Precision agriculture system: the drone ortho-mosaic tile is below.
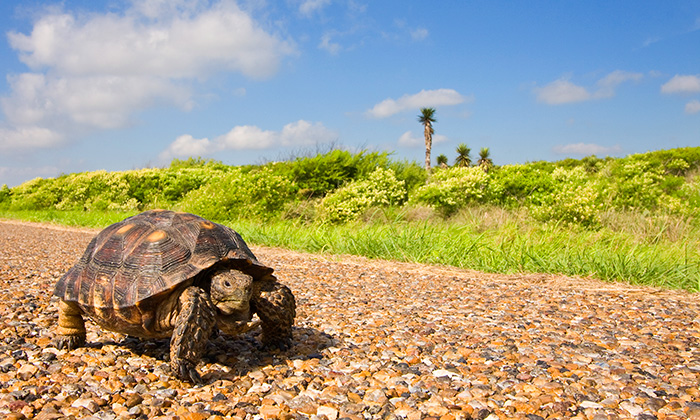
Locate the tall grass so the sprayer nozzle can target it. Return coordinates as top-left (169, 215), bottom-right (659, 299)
top-left (233, 210), bottom-right (699, 292)
top-left (0, 209), bottom-right (140, 228)
top-left (2, 207), bottom-right (698, 292)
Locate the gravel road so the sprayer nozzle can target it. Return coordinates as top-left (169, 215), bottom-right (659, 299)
top-left (0, 219), bottom-right (699, 420)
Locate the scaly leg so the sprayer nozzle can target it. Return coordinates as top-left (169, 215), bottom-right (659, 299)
top-left (170, 286), bottom-right (216, 383)
top-left (252, 276), bottom-right (296, 350)
top-left (54, 300), bottom-right (86, 350)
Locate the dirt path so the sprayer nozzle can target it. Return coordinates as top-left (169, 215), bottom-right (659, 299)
top-left (0, 219), bottom-right (698, 419)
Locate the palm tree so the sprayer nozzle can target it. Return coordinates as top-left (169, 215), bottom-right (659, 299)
top-left (417, 107), bottom-right (436, 172)
top-left (436, 154), bottom-right (449, 168)
top-left (477, 147), bottom-right (493, 172)
top-left (454, 143), bottom-right (471, 167)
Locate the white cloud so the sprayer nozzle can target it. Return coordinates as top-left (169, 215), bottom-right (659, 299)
top-left (661, 75), bottom-right (700, 94)
top-left (7, 3), bottom-right (294, 79)
top-left (535, 79), bottom-right (591, 105)
top-left (685, 100), bottom-right (700, 114)
top-left (0, 126), bottom-right (64, 151)
top-left (2, 73), bottom-right (191, 130)
top-left (411, 27), bottom-right (429, 41)
top-left (596, 70), bottom-right (643, 97)
top-left (398, 131), bottom-right (421, 147)
top-left (164, 134), bottom-right (214, 158)
top-left (159, 120), bottom-right (337, 161)
top-left (319, 32), bottom-right (342, 54)
top-left (0, 1), bottom-right (295, 153)
top-left (366, 89), bottom-right (468, 118)
top-left (299, 0), bottom-right (331, 16)
top-left (535, 70), bottom-right (643, 105)
top-left (552, 143), bottom-right (622, 156)
top-left (397, 131), bottom-right (447, 147)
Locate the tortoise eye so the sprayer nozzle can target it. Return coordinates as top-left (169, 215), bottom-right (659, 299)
top-left (224, 281), bottom-right (232, 287)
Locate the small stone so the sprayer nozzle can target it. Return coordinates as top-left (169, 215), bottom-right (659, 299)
top-left (260, 405), bottom-right (282, 419)
top-left (71, 397), bottom-right (99, 413)
top-left (181, 413), bottom-right (208, 420)
top-left (247, 383), bottom-right (272, 394)
top-left (16, 364), bottom-right (38, 379)
top-left (128, 405), bottom-right (142, 416)
top-left (124, 393), bottom-right (144, 408)
top-left (317, 405), bottom-right (339, 420)
top-left (620, 401), bottom-right (644, 417)
top-left (363, 389), bottom-right (388, 405)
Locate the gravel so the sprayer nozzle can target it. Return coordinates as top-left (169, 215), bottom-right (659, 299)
top-left (0, 219), bottom-right (699, 420)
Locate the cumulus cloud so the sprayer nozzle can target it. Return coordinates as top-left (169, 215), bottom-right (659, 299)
top-left (552, 143), bottom-right (622, 156)
top-left (159, 120), bottom-right (337, 161)
top-left (685, 100), bottom-right (700, 114)
top-left (535, 79), bottom-right (591, 105)
top-left (0, 126), bottom-right (65, 152)
top-left (535, 71), bottom-right (643, 105)
top-left (397, 131), bottom-right (447, 147)
top-left (366, 89), bottom-right (468, 118)
top-left (411, 28), bottom-right (429, 41)
top-left (7, 3), bottom-right (294, 79)
top-left (661, 75), bottom-right (700, 94)
top-left (0, 1), bottom-right (295, 153)
top-left (2, 73), bottom-right (190, 129)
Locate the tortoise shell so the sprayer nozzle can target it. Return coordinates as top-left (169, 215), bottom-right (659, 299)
top-left (54, 210), bottom-right (273, 312)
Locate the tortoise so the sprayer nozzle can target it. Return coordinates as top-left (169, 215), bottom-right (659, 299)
top-left (53, 209), bottom-right (295, 383)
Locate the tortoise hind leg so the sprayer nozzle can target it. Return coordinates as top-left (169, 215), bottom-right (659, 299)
top-left (252, 276), bottom-right (296, 350)
top-left (54, 300), bottom-right (86, 350)
top-left (170, 286), bottom-right (216, 383)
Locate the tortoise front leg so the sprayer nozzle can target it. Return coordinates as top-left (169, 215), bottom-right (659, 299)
top-left (54, 300), bottom-right (86, 350)
top-left (252, 276), bottom-right (296, 350)
top-left (170, 286), bottom-right (216, 383)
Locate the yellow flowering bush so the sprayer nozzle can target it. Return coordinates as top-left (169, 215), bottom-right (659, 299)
top-left (530, 167), bottom-right (603, 226)
top-left (320, 168), bottom-right (407, 223)
top-left (413, 166), bottom-right (489, 215)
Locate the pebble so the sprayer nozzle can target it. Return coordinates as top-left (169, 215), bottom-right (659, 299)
top-left (1, 219), bottom-right (699, 419)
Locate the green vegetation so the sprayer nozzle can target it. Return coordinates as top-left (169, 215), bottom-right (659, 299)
top-left (2, 147), bottom-right (699, 291)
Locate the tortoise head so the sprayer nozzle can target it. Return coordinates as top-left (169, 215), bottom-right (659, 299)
top-left (209, 269), bottom-right (254, 320)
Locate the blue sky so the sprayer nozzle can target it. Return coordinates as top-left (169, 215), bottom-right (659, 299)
top-left (1, 1), bottom-right (699, 187)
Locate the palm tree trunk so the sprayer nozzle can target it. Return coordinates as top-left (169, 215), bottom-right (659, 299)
top-left (424, 122), bottom-right (432, 172)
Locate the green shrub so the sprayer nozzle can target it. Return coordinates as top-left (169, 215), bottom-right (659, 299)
top-left (608, 159), bottom-right (665, 210)
top-left (275, 149), bottom-right (424, 197)
top-left (486, 164), bottom-right (556, 207)
top-left (412, 166), bottom-right (489, 215)
top-left (320, 168), bottom-right (407, 223)
top-left (530, 167), bottom-right (603, 226)
top-left (178, 167), bottom-right (297, 221)
top-left (0, 184), bottom-right (11, 206)
top-left (8, 177), bottom-right (62, 210)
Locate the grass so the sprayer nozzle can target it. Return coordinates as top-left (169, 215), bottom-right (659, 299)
top-left (2, 207), bottom-right (698, 292)
top-left (0, 209), bottom-right (140, 228)
top-left (234, 217), bottom-right (699, 292)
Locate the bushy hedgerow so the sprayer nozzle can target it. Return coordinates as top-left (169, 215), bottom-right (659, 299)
top-left (319, 168), bottom-right (407, 223)
top-left (4, 146), bottom-right (700, 227)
